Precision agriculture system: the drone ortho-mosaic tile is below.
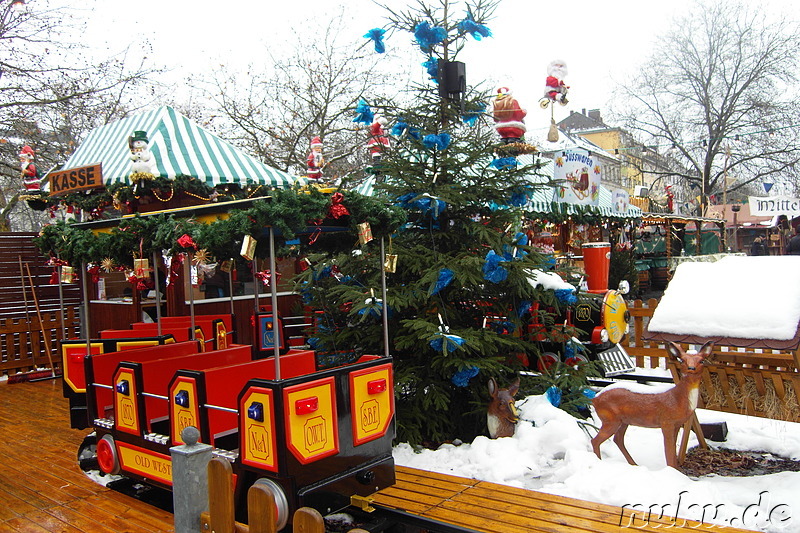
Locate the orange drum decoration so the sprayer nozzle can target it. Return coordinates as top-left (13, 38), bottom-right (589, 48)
top-left (582, 242), bottom-right (611, 292)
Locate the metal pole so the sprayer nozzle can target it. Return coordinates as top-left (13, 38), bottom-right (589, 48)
top-left (57, 265), bottom-right (66, 342)
top-left (188, 253), bottom-right (196, 339)
top-left (18, 255), bottom-right (32, 334)
top-left (380, 237), bottom-right (390, 358)
top-left (81, 262), bottom-right (91, 356)
top-left (228, 261), bottom-right (235, 316)
top-left (152, 251), bottom-right (162, 336)
top-left (269, 227), bottom-right (281, 379)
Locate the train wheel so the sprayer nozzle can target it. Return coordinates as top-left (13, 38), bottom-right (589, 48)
top-left (253, 478), bottom-right (289, 530)
top-left (536, 352), bottom-right (559, 372)
top-left (564, 353), bottom-right (589, 367)
top-left (77, 432), bottom-right (98, 472)
top-left (96, 434), bottom-right (120, 475)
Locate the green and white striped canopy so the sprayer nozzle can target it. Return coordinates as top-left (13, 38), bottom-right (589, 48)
top-left (61, 106), bottom-right (303, 188)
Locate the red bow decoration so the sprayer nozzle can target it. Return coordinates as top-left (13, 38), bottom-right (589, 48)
top-left (328, 192), bottom-right (350, 219)
top-left (49, 271), bottom-right (59, 285)
top-left (255, 270), bottom-right (281, 287)
top-left (168, 255), bottom-right (184, 287)
top-left (87, 264), bottom-right (101, 283)
top-left (177, 234), bottom-right (197, 249)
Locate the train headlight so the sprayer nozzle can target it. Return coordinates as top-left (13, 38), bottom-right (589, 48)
top-left (600, 328), bottom-right (609, 344)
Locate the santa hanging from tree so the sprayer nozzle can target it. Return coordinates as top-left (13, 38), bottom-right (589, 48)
top-left (541, 59), bottom-right (569, 107)
top-left (492, 87), bottom-right (527, 144)
top-left (366, 116), bottom-right (390, 162)
top-left (20, 145), bottom-right (40, 192)
top-left (306, 136), bottom-right (325, 180)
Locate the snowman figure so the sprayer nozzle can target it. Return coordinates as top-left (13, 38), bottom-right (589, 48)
top-left (129, 130), bottom-right (155, 177)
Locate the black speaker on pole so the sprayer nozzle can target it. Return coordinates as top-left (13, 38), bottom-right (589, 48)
top-left (437, 60), bottom-right (466, 100)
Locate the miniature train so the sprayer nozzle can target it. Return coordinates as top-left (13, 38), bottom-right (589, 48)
top-left (62, 313), bottom-right (395, 530)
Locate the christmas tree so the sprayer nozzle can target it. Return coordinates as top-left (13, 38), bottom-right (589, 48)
top-left (296, 0), bottom-right (594, 445)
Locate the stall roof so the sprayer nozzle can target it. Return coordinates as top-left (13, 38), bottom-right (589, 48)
top-left (58, 106), bottom-right (304, 189)
top-left (706, 203), bottom-right (774, 229)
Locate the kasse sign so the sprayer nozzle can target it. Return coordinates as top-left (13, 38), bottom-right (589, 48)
top-left (48, 163), bottom-right (103, 197)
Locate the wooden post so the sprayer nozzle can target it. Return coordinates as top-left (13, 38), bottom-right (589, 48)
top-left (292, 508), bottom-right (325, 533)
top-left (207, 458), bottom-right (236, 533)
top-left (247, 483), bottom-right (276, 533)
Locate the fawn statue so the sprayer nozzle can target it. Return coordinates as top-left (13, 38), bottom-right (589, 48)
top-left (591, 341), bottom-right (714, 468)
top-left (487, 377), bottom-right (520, 438)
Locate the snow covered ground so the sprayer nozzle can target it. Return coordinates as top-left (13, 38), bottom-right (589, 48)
top-left (394, 392), bottom-right (800, 532)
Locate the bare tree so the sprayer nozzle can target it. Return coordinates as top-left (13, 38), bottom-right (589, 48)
top-left (197, 9), bottom-right (392, 183)
top-left (0, 1), bottom-right (160, 230)
top-left (610, 0), bottom-right (800, 214)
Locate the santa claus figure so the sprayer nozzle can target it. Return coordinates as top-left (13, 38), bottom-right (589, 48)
top-left (492, 87), bottom-right (527, 144)
top-left (542, 59), bottom-right (569, 107)
top-left (366, 116), bottom-right (390, 163)
top-left (307, 137), bottom-right (324, 179)
top-left (20, 145), bottom-right (40, 192)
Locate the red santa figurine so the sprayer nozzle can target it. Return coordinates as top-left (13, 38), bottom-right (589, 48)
top-left (366, 116), bottom-right (390, 163)
top-left (541, 59), bottom-right (569, 108)
top-left (306, 137), bottom-right (324, 180)
top-left (20, 145), bottom-right (40, 192)
top-left (492, 87), bottom-right (527, 144)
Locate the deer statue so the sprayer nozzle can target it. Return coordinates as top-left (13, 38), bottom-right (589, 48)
top-left (591, 341), bottom-right (714, 469)
top-left (487, 377), bottom-right (520, 438)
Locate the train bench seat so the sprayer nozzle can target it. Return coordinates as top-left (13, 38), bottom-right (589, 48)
top-left (88, 341), bottom-right (201, 421)
top-left (170, 349), bottom-right (318, 447)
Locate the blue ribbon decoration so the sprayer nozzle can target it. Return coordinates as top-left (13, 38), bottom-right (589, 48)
top-left (414, 22), bottom-right (447, 53)
top-left (490, 157), bottom-right (517, 170)
top-left (509, 188), bottom-right (531, 207)
top-left (364, 28), bottom-right (386, 53)
top-left (457, 16), bottom-right (492, 40)
top-left (462, 102), bottom-right (486, 126)
top-left (482, 250), bottom-right (508, 283)
top-left (518, 300), bottom-right (532, 317)
top-left (357, 299), bottom-right (384, 319)
top-left (352, 99), bottom-right (374, 125)
top-left (422, 56), bottom-right (439, 82)
top-left (451, 365), bottom-right (479, 387)
top-left (513, 232), bottom-right (529, 246)
top-left (555, 288), bottom-right (578, 305)
top-left (429, 332), bottom-right (466, 354)
top-left (545, 385), bottom-right (562, 407)
top-left (391, 120), bottom-right (421, 140)
top-left (431, 268), bottom-right (454, 295)
top-left (422, 132), bottom-right (451, 150)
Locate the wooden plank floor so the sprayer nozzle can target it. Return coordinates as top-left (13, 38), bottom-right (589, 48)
top-left (0, 379), bottom-right (174, 533)
top-left (0, 379), bottom-right (756, 533)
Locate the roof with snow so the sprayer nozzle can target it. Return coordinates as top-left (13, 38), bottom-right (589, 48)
top-left (57, 106), bottom-right (303, 189)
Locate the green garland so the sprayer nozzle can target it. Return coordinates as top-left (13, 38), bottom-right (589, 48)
top-left (33, 188), bottom-right (407, 268)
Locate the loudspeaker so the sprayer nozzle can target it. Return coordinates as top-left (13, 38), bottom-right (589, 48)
top-left (438, 60), bottom-right (466, 100)
top-left (634, 185), bottom-right (650, 197)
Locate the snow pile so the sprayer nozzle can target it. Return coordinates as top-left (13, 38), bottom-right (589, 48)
top-left (394, 393), bottom-right (800, 532)
top-left (648, 256), bottom-right (800, 340)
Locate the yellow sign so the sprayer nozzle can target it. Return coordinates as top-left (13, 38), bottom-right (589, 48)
top-left (170, 377), bottom-right (200, 445)
top-left (240, 388), bottom-right (278, 472)
top-left (602, 291), bottom-right (628, 344)
top-left (215, 321), bottom-right (228, 350)
top-left (284, 378), bottom-right (338, 464)
top-left (349, 364), bottom-right (394, 445)
top-left (114, 368), bottom-right (140, 435)
top-left (62, 342), bottom-right (103, 393)
top-left (117, 442), bottom-right (172, 485)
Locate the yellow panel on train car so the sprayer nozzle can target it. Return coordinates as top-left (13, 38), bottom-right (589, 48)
top-left (215, 321), bottom-right (228, 350)
top-left (602, 291), bottom-right (628, 344)
top-left (349, 363), bottom-right (394, 445)
top-left (117, 340), bottom-right (160, 351)
top-left (62, 342), bottom-right (103, 393)
top-left (170, 377), bottom-right (200, 445)
top-left (240, 387), bottom-right (279, 472)
top-left (114, 368), bottom-right (140, 435)
top-left (284, 377), bottom-right (339, 464)
top-left (117, 442), bottom-right (172, 485)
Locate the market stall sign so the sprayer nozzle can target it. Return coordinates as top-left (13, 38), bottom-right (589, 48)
top-left (48, 163), bottom-right (103, 197)
top-left (749, 195), bottom-right (800, 217)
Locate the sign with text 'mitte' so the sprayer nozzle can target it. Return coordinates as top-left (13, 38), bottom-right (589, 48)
top-left (48, 163), bottom-right (103, 197)
top-left (749, 196), bottom-right (800, 217)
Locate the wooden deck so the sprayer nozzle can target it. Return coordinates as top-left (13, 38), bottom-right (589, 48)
top-left (0, 379), bottom-right (755, 533)
top-left (0, 379), bottom-right (174, 533)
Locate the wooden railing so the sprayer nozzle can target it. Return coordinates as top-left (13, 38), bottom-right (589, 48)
top-left (622, 298), bottom-right (800, 423)
top-left (202, 458), bottom-right (368, 533)
top-left (0, 306), bottom-right (80, 377)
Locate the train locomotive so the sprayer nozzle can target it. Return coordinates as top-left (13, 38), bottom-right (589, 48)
top-left (63, 311), bottom-right (396, 531)
top-left (524, 242), bottom-right (632, 373)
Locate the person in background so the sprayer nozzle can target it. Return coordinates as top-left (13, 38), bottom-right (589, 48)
top-left (750, 236), bottom-right (767, 256)
top-left (786, 225), bottom-right (800, 255)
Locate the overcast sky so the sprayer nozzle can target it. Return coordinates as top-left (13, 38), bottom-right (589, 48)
top-left (77, 0), bottom-right (796, 135)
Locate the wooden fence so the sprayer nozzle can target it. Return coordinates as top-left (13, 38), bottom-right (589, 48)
top-left (0, 306), bottom-right (80, 377)
top-left (202, 458), bottom-right (368, 533)
top-left (622, 299), bottom-right (800, 423)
